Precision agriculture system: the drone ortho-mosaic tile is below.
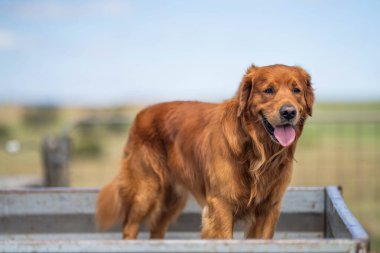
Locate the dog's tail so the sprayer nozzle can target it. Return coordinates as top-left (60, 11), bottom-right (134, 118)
top-left (96, 177), bottom-right (124, 231)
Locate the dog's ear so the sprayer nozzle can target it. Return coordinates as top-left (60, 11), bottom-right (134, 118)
top-left (237, 65), bottom-right (256, 117)
top-left (295, 66), bottom-right (314, 116)
top-left (304, 78), bottom-right (314, 116)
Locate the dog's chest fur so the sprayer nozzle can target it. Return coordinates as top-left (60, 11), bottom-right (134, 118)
top-left (224, 146), bottom-right (293, 219)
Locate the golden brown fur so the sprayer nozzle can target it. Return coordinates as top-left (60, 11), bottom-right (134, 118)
top-left (96, 64), bottom-right (314, 239)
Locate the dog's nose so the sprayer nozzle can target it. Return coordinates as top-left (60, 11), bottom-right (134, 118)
top-left (280, 105), bottom-right (297, 121)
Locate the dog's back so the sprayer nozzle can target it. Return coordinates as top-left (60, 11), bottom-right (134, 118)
top-left (96, 101), bottom-right (222, 238)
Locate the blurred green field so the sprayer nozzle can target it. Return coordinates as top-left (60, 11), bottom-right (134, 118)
top-left (0, 102), bottom-right (379, 249)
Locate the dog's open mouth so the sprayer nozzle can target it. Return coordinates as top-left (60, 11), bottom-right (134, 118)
top-left (260, 113), bottom-right (296, 147)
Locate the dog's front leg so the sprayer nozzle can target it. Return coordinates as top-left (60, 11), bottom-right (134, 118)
top-left (201, 197), bottom-right (233, 239)
top-left (246, 163), bottom-right (292, 239)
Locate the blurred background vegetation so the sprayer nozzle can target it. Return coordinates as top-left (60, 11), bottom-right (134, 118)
top-left (0, 103), bottom-right (379, 248)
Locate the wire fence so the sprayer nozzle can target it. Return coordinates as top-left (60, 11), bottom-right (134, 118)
top-left (293, 115), bottom-right (380, 192)
top-left (291, 115), bottom-right (380, 249)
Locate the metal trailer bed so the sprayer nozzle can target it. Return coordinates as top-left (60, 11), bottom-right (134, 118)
top-left (0, 186), bottom-right (369, 253)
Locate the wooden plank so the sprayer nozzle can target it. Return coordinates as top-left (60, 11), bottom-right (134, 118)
top-left (325, 186), bottom-right (369, 252)
top-left (0, 213), bottom-right (324, 233)
top-left (0, 232), bottom-right (324, 241)
top-left (0, 239), bottom-right (357, 253)
top-left (0, 189), bottom-right (96, 216)
top-left (0, 187), bottom-right (370, 253)
top-left (283, 187), bottom-right (324, 213)
top-left (0, 187), bottom-right (324, 216)
top-left (0, 187), bottom-right (325, 234)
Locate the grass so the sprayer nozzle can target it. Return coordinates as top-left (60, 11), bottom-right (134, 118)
top-left (0, 102), bottom-right (379, 249)
top-left (292, 121), bottom-right (380, 249)
top-left (314, 101), bottom-right (380, 111)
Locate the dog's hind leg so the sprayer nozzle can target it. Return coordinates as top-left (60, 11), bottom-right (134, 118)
top-left (121, 176), bottom-right (160, 239)
top-left (148, 185), bottom-right (188, 239)
top-left (122, 210), bottom-right (142, 239)
top-left (119, 155), bottom-right (163, 239)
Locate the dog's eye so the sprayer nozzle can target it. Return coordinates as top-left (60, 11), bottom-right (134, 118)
top-left (292, 87), bottom-right (301, 94)
top-left (263, 87), bottom-right (275, 94)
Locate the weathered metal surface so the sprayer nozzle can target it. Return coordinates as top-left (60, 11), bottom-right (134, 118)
top-left (0, 187), bottom-right (324, 234)
top-left (0, 212), bottom-right (323, 234)
top-left (0, 187), bottom-right (324, 215)
top-left (0, 240), bottom-right (358, 253)
top-left (0, 186), bottom-right (369, 253)
top-left (0, 232), bottom-right (324, 240)
top-left (325, 186), bottom-right (369, 252)
top-left (0, 188), bottom-right (96, 216)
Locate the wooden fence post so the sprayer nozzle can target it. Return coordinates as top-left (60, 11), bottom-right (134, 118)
top-left (42, 135), bottom-right (70, 187)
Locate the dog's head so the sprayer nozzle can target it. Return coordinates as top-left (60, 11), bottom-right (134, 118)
top-left (237, 64), bottom-right (314, 147)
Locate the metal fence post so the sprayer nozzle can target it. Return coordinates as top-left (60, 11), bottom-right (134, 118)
top-left (42, 135), bottom-right (70, 187)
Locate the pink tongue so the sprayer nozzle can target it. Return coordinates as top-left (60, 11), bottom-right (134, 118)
top-left (274, 125), bottom-right (296, 147)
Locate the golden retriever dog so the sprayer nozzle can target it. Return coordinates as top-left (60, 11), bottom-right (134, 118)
top-left (96, 64), bottom-right (314, 239)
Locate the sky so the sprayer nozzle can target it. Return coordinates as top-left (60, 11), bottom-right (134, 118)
top-left (0, 0), bottom-right (379, 106)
